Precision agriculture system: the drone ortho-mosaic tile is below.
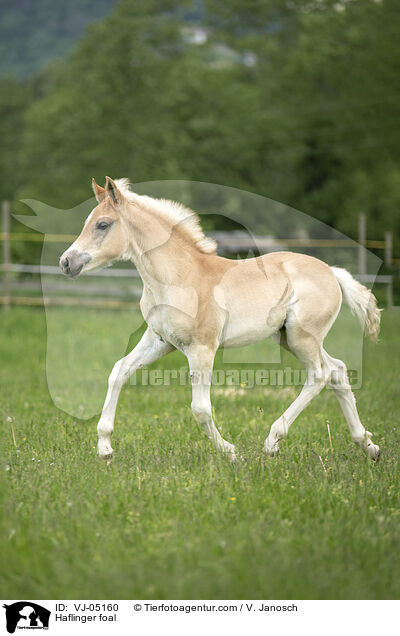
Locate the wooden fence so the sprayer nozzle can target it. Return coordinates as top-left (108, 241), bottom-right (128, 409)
top-left (1, 202), bottom-right (396, 310)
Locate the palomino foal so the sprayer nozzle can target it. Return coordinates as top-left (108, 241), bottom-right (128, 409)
top-left (60, 177), bottom-right (381, 462)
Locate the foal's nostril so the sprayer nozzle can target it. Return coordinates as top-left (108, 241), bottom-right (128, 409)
top-left (60, 250), bottom-right (91, 277)
top-left (60, 255), bottom-right (70, 274)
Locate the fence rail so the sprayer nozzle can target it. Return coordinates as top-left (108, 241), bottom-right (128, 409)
top-left (1, 202), bottom-right (397, 310)
top-left (0, 263), bottom-right (140, 277)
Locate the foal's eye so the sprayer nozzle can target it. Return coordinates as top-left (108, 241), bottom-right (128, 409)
top-left (96, 221), bottom-right (110, 231)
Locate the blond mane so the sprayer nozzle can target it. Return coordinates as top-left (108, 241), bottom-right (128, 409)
top-left (115, 178), bottom-right (217, 255)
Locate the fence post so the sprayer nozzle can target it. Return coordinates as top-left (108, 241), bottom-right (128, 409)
top-left (2, 200), bottom-right (11, 310)
top-left (385, 231), bottom-right (393, 310)
top-left (358, 213), bottom-right (366, 277)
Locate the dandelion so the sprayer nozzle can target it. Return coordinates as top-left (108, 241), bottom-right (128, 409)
top-left (7, 416), bottom-right (13, 423)
top-left (230, 497), bottom-right (236, 502)
top-left (4, 464), bottom-right (10, 471)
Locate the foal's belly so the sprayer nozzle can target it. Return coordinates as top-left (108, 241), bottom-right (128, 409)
top-left (214, 265), bottom-right (290, 348)
top-left (219, 310), bottom-right (285, 348)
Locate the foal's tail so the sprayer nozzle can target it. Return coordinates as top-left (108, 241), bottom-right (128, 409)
top-left (331, 266), bottom-right (382, 342)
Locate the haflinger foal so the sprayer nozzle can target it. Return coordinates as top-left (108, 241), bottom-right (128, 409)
top-left (60, 177), bottom-right (381, 462)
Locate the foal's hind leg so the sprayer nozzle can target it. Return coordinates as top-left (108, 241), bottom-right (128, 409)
top-left (186, 344), bottom-right (236, 460)
top-left (263, 365), bottom-right (328, 456)
top-left (322, 351), bottom-right (381, 460)
top-left (264, 330), bottom-right (329, 457)
top-left (97, 328), bottom-right (173, 459)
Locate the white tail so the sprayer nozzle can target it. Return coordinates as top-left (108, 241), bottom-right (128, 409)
top-left (331, 267), bottom-right (381, 341)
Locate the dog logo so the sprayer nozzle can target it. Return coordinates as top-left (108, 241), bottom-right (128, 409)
top-left (2, 602), bottom-right (50, 633)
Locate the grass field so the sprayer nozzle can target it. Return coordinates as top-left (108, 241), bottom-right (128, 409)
top-left (1, 306), bottom-right (399, 600)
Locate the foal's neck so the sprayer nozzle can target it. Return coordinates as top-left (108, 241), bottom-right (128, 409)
top-left (124, 204), bottom-right (202, 287)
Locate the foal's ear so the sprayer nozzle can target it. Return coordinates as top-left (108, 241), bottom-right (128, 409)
top-left (105, 176), bottom-right (124, 206)
top-left (91, 178), bottom-right (106, 203)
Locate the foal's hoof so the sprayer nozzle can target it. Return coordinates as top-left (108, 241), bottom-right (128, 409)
top-left (263, 443), bottom-right (280, 458)
top-left (364, 432), bottom-right (381, 462)
top-left (223, 443), bottom-right (238, 463)
top-left (230, 451), bottom-right (245, 464)
top-left (367, 443), bottom-right (381, 462)
top-left (98, 438), bottom-right (113, 460)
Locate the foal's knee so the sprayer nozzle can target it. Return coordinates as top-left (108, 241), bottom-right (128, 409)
top-left (109, 358), bottom-right (130, 388)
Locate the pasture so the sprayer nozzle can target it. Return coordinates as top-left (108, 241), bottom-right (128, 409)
top-left (1, 306), bottom-right (399, 600)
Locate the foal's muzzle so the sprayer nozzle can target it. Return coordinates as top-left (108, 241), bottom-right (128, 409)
top-left (59, 250), bottom-right (91, 278)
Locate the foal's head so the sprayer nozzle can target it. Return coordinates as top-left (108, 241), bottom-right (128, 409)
top-left (60, 177), bottom-right (131, 277)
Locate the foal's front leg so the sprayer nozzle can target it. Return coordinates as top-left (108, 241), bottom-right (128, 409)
top-left (187, 345), bottom-right (236, 460)
top-left (97, 328), bottom-right (173, 459)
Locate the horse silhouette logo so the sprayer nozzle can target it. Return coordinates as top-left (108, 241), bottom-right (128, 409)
top-left (15, 181), bottom-right (381, 423)
top-left (2, 602), bottom-right (50, 633)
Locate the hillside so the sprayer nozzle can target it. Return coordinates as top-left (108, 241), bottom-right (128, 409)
top-left (0, 0), bottom-right (118, 78)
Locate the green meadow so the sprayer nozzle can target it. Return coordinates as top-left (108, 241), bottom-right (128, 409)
top-left (1, 307), bottom-right (399, 599)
